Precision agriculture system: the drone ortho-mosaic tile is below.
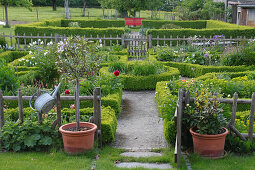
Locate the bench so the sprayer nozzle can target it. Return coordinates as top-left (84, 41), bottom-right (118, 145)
top-left (125, 18), bottom-right (145, 26)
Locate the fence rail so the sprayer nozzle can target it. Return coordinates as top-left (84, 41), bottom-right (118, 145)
top-left (0, 33), bottom-right (253, 51)
top-left (174, 89), bottom-right (255, 168)
top-left (0, 87), bottom-right (102, 148)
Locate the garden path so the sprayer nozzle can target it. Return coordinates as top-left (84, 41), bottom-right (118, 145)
top-left (114, 90), bottom-right (167, 150)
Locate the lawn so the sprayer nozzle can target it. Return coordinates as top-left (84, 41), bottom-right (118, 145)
top-left (0, 7), bottom-right (174, 23)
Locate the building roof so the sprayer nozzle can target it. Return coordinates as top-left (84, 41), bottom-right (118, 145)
top-left (229, 1), bottom-right (255, 6)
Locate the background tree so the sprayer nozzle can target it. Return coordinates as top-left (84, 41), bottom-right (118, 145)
top-left (2, 0), bottom-right (32, 27)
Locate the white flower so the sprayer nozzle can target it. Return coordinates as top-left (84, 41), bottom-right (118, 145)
top-left (40, 41), bottom-right (44, 45)
top-left (29, 51), bottom-right (32, 54)
top-left (44, 51), bottom-right (48, 56)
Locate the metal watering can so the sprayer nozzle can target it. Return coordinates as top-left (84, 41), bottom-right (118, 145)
top-left (29, 82), bottom-right (62, 114)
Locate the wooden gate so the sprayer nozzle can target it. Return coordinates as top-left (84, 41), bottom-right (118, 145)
top-left (125, 34), bottom-right (147, 57)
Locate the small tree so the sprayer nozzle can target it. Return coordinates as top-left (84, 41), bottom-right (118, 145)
top-left (54, 36), bottom-right (101, 130)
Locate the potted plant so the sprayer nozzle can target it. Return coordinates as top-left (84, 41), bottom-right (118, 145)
top-left (51, 36), bottom-right (101, 154)
top-left (185, 88), bottom-right (228, 158)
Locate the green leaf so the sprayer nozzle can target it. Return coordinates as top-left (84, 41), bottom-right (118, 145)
top-left (13, 144), bottom-right (21, 151)
top-left (39, 136), bottom-right (52, 146)
top-left (24, 135), bottom-right (37, 147)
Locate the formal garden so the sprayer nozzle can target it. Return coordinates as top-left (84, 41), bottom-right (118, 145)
top-left (0, 0), bottom-right (255, 169)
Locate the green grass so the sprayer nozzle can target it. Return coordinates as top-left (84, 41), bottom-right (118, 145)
top-left (0, 7), bottom-right (175, 23)
top-left (0, 149), bottom-right (98, 170)
top-left (187, 152), bottom-right (255, 170)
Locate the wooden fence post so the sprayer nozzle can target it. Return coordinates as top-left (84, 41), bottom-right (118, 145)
top-left (248, 93), bottom-right (255, 142)
top-left (56, 91), bottom-right (62, 127)
top-left (0, 90), bottom-right (4, 128)
top-left (230, 92), bottom-right (238, 127)
top-left (18, 89), bottom-right (24, 123)
top-left (94, 87), bottom-right (102, 148)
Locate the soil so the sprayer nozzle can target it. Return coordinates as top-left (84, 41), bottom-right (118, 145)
top-left (64, 126), bottom-right (91, 132)
top-left (114, 91), bottom-right (167, 151)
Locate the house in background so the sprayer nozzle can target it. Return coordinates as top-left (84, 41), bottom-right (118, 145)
top-left (229, 0), bottom-right (255, 27)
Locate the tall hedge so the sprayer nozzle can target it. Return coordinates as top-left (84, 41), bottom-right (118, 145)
top-left (142, 20), bottom-right (207, 29)
top-left (0, 51), bottom-right (28, 63)
top-left (61, 19), bottom-right (125, 28)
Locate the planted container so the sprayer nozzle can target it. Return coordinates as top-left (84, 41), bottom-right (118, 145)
top-left (59, 122), bottom-right (97, 154)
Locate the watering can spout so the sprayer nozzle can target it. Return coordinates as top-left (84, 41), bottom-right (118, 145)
top-left (51, 82), bottom-right (62, 98)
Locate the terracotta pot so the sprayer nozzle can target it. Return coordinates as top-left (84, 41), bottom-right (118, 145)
top-left (59, 122), bottom-right (97, 154)
top-left (190, 127), bottom-right (228, 158)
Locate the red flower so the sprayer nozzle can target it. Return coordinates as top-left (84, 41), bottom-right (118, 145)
top-left (182, 80), bottom-right (186, 83)
top-left (65, 90), bottom-right (70, 96)
top-left (114, 70), bottom-right (120, 76)
top-left (70, 104), bottom-right (75, 109)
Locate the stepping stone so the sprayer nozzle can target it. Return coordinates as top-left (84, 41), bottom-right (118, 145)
top-left (115, 162), bottom-right (172, 169)
top-left (121, 152), bottom-right (162, 158)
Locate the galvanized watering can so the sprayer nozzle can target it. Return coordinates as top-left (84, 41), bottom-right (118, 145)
top-left (29, 82), bottom-right (62, 114)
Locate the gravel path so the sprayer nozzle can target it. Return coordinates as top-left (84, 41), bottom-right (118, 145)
top-left (114, 91), bottom-right (168, 151)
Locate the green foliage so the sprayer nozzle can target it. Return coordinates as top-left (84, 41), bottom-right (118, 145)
top-left (61, 19), bottom-right (125, 28)
top-left (155, 46), bottom-right (177, 61)
top-left (143, 20), bottom-right (206, 29)
top-left (185, 89), bottom-right (227, 135)
top-left (80, 74), bottom-right (123, 97)
top-left (130, 61), bottom-right (164, 76)
top-left (160, 24), bottom-right (182, 29)
top-left (0, 37), bottom-right (7, 48)
top-left (0, 51), bottom-right (28, 63)
top-left (14, 22), bottom-right (125, 45)
top-left (221, 42), bottom-right (255, 66)
top-left (0, 60), bottom-right (19, 94)
top-left (163, 61), bottom-right (254, 77)
top-left (101, 65), bottom-right (180, 90)
top-left (0, 118), bottom-right (60, 152)
top-left (108, 61), bottom-right (127, 73)
top-left (155, 81), bottom-right (177, 145)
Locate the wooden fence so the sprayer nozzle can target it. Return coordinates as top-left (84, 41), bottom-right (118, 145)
top-left (1, 33), bottom-right (253, 52)
top-left (0, 87), bottom-right (102, 148)
top-left (174, 89), bottom-right (255, 168)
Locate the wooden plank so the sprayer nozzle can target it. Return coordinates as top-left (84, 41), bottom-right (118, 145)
top-left (18, 89), bottom-right (24, 123)
top-left (240, 133), bottom-right (255, 138)
top-left (56, 91), bottom-right (62, 128)
top-left (0, 90), bottom-right (4, 128)
top-left (110, 35), bottom-right (112, 50)
top-left (177, 89), bottom-right (184, 168)
top-left (3, 96), bottom-right (94, 101)
top-left (248, 93), bottom-right (255, 142)
top-left (94, 87), bottom-right (102, 148)
top-left (174, 136), bottom-right (178, 163)
top-left (230, 125), bottom-right (247, 141)
top-left (231, 92), bottom-right (238, 126)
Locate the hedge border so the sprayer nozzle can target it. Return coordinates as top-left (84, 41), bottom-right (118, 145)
top-left (99, 66), bottom-right (180, 90)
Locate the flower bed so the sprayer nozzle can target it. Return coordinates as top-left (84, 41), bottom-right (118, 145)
top-left (100, 64), bottom-right (180, 90)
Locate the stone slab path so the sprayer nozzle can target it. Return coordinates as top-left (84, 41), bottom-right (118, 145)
top-left (113, 91), bottom-right (171, 169)
top-left (114, 91), bottom-right (167, 150)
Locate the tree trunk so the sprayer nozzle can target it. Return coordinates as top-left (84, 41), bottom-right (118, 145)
top-left (65, 0), bottom-right (69, 19)
top-left (82, 0), bottom-right (86, 17)
top-left (4, 0), bottom-right (9, 27)
top-left (52, 0), bottom-right (57, 11)
top-left (75, 78), bottom-right (80, 130)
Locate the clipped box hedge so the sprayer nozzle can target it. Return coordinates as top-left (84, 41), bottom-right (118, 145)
top-left (61, 19), bottom-right (125, 28)
top-left (143, 20), bottom-right (207, 29)
top-left (4, 106), bottom-right (117, 144)
top-left (4, 89), bottom-right (122, 115)
top-left (146, 20), bottom-right (255, 46)
top-left (99, 66), bottom-right (180, 90)
top-left (155, 81), bottom-right (177, 145)
top-left (162, 61), bottom-right (254, 78)
top-left (0, 51), bottom-right (28, 63)
top-left (15, 25), bottom-right (124, 45)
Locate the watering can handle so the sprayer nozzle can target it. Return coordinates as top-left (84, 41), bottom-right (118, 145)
top-left (29, 90), bottom-right (48, 112)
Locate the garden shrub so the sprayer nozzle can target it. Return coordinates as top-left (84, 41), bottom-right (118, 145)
top-left (3, 106), bottom-right (117, 145)
top-left (0, 60), bottom-right (19, 95)
top-left (0, 51), bottom-right (28, 63)
top-left (0, 37), bottom-right (7, 48)
top-left (142, 20), bottom-right (206, 29)
top-left (61, 19), bottom-right (125, 28)
top-left (0, 118), bottom-right (61, 152)
top-left (100, 65), bottom-right (180, 90)
top-left (161, 24), bottom-right (182, 29)
top-left (163, 61), bottom-right (254, 77)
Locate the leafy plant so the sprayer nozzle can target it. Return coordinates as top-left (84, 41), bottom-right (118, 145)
top-left (0, 118), bottom-right (61, 152)
top-left (155, 46), bottom-right (177, 61)
top-left (160, 24), bottom-right (182, 29)
top-left (131, 61), bottom-right (164, 76)
top-left (109, 62), bottom-right (127, 73)
top-left (185, 88), bottom-right (227, 135)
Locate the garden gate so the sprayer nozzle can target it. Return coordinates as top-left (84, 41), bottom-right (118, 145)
top-left (125, 33), bottom-right (148, 57)
top-left (174, 89), bottom-right (255, 168)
